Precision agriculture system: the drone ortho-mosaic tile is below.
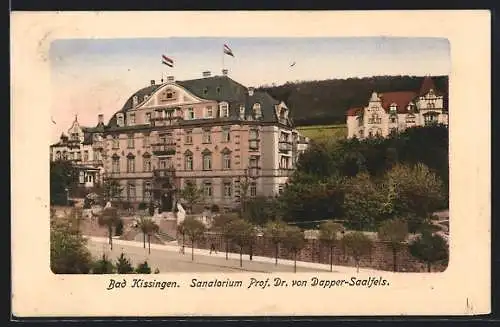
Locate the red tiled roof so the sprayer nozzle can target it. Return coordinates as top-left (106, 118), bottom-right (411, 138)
top-left (346, 107), bottom-right (363, 116)
top-left (379, 91), bottom-right (417, 113)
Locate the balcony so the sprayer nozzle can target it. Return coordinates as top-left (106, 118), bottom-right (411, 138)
top-left (153, 166), bottom-right (176, 179)
top-left (278, 140), bottom-right (293, 152)
top-left (249, 139), bottom-right (260, 151)
top-left (151, 142), bottom-right (177, 156)
top-left (92, 141), bottom-right (104, 149)
top-left (150, 116), bottom-right (181, 127)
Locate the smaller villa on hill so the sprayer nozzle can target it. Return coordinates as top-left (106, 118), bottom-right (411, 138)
top-left (346, 76), bottom-right (448, 139)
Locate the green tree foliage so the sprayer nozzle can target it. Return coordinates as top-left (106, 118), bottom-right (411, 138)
top-left (50, 160), bottom-right (79, 205)
top-left (135, 261), bottom-right (152, 274)
top-left (408, 231), bottom-right (448, 272)
top-left (227, 219), bottom-right (255, 268)
top-left (136, 216), bottom-right (159, 253)
top-left (50, 218), bottom-right (93, 274)
top-left (263, 220), bottom-right (288, 265)
top-left (98, 207), bottom-right (120, 250)
top-left (343, 173), bottom-right (386, 231)
top-left (211, 213), bottom-right (239, 260)
top-left (319, 220), bottom-right (344, 272)
top-left (115, 253), bottom-right (134, 274)
top-left (282, 226), bottom-right (306, 273)
top-left (243, 196), bottom-right (282, 226)
top-left (377, 219), bottom-right (409, 272)
top-left (258, 75), bottom-right (448, 126)
top-left (179, 182), bottom-right (204, 214)
top-left (384, 163), bottom-right (446, 232)
top-left (342, 232), bottom-right (373, 273)
top-left (179, 217), bottom-right (206, 261)
top-left (92, 254), bottom-right (115, 274)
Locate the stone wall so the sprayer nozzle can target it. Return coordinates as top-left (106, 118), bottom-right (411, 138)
top-left (181, 232), bottom-right (447, 273)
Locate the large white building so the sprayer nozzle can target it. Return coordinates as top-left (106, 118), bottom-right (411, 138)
top-left (346, 76), bottom-right (448, 139)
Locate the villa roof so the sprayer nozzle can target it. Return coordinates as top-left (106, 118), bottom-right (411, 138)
top-left (379, 91), bottom-right (417, 113)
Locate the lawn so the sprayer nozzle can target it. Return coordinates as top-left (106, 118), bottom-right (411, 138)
top-left (296, 124), bottom-right (347, 143)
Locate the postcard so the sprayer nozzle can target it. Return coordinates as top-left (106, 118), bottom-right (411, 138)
top-left (11, 10), bottom-right (491, 317)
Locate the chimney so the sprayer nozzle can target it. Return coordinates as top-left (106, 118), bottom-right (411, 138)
top-left (150, 79), bottom-right (155, 86)
top-left (98, 114), bottom-right (104, 124)
top-left (248, 87), bottom-right (254, 96)
top-left (167, 75), bottom-right (175, 82)
top-left (202, 71), bottom-right (211, 77)
top-left (222, 69), bottom-right (228, 76)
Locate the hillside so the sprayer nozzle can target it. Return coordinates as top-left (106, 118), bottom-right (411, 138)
top-left (258, 75), bottom-right (449, 126)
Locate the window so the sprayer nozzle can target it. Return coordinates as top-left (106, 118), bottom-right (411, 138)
top-left (184, 152), bottom-right (193, 170)
top-left (278, 184), bottom-right (285, 195)
top-left (223, 153), bottom-right (231, 169)
top-left (76, 152), bottom-right (82, 161)
top-left (145, 112), bottom-right (151, 124)
top-left (222, 127), bottom-right (230, 142)
top-left (144, 182), bottom-right (152, 201)
top-left (185, 130), bottom-right (193, 144)
top-left (202, 153), bottom-right (212, 170)
top-left (79, 171), bottom-right (85, 184)
top-left (143, 157), bottom-right (151, 172)
top-left (166, 91), bottom-right (173, 99)
top-left (205, 106), bottom-right (213, 118)
top-left (55, 151), bottom-right (61, 160)
top-left (129, 113), bottom-right (136, 125)
top-left (117, 114), bottom-right (124, 127)
top-left (127, 183), bottom-right (136, 201)
top-left (406, 114), bottom-right (416, 124)
top-left (62, 151), bottom-right (68, 160)
top-left (83, 150), bottom-right (89, 162)
top-left (216, 87), bottom-right (221, 94)
top-left (249, 129), bottom-right (259, 140)
top-left (253, 103), bottom-right (262, 119)
top-left (203, 88), bottom-right (208, 96)
top-left (368, 113), bottom-right (381, 124)
top-left (389, 104), bottom-right (397, 113)
top-left (127, 157), bottom-right (135, 173)
top-left (112, 157), bottom-right (120, 173)
top-left (280, 156), bottom-right (290, 169)
top-left (223, 182), bottom-right (232, 198)
top-left (203, 182), bottom-right (213, 197)
top-left (424, 114), bottom-right (438, 126)
top-left (359, 130), bottom-right (364, 138)
top-left (127, 134), bottom-right (134, 148)
top-left (143, 134), bottom-right (150, 147)
top-left (389, 128), bottom-right (398, 136)
top-left (132, 95), bottom-right (138, 106)
top-left (220, 102), bottom-right (229, 117)
top-left (249, 155), bottom-right (259, 168)
top-left (112, 135), bottom-right (119, 149)
top-left (250, 182), bottom-right (257, 197)
top-left (239, 105), bottom-right (245, 119)
top-left (187, 108), bottom-right (195, 120)
top-left (202, 129), bottom-right (211, 143)
top-left (390, 115), bottom-right (397, 124)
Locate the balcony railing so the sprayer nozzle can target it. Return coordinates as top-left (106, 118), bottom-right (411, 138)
top-left (153, 167), bottom-right (176, 178)
top-left (151, 142), bottom-right (177, 156)
top-left (278, 141), bottom-right (293, 152)
top-left (92, 141), bottom-right (104, 149)
top-left (150, 116), bottom-right (181, 127)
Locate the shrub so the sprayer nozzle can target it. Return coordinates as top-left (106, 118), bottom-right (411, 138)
top-left (138, 202), bottom-right (148, 210)
top-left (115, 253), bottom-right (134, 274)
top-left (92, 254), bottom-right (115, 274)
top-left (135, 261), bottom-right (152, 274)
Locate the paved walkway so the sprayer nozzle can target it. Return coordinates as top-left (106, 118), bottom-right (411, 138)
top-left (86, 236), bottom-right (386, 274)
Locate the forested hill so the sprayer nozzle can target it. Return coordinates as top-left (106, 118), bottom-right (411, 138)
top-left (257, 75), bottom-right (449, 126)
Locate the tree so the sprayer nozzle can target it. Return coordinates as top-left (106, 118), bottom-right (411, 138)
top-left (282, 226), bottom-right (306, 273)
top-left (377, 219), bottom-right (408, 272)
top-left (319, 220), bottom-right (344, 272)
top-left (101, 179), bottom-right (123, 204)
top-left (408, 231), bottom-right (448, 272)
top-left (98, 207), bottom-right (120, 250)
top-left (50, 160), bottom-right (78, 205)
top-left (92, 254), bottom-right (115, 274)
top-left (115, 253), bottom-right (134, 274)
top-left (212, 213), bottom-right (238, 260)
top-left (343, 173), bottom-right (385, 231)
top-left (384, 163), bottom-right (446, 232)
top-left (179, 182), bottom-right (204, 214)
top-left (136, 216), bottom-right (159, 254)
top-left (239, 174), bottom-right (251, 219)
top-left (264, 220), bottom-right (288, 265)
top-left (342, 232), bottom-right (373, 273)
top-left (135, 261), bottom-right (152, 274)
top-left (227, 219), bottom-right (254, 268)
top-left (180, 217), bottom-right (206, 261)
top-left (244, 196), bottom-right (282, 226)
top-left (68, 207), bottom-right (84, 234)
top-left (50, 218), bottom-right (93, 274)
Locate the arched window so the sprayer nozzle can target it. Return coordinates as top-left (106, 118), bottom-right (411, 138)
top-left (202, 149), bottom-right (212, 170)
top-left (184, 150), bottom-right (193, 170)
top-left (219, 102), bottom-right (229, 118)
top-left (221, 148), bottom-right (231, 170)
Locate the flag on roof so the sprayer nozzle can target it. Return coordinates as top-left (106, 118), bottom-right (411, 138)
top-left (162, 55), bottom-right (174, 67)
top-left (223, 44), bottom-right (234, 57)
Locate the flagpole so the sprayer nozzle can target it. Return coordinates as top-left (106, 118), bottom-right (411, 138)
top-left (222, 44), bottom-right (225, 72)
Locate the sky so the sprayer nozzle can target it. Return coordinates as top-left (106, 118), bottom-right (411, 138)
top-left (50, 37), bottom-right (450, 142)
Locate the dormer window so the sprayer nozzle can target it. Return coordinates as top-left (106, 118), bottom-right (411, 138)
top-left (205, 106), bottom-right (213, 118)
top-left (203, 88), bottom-right (208, 96)
top-left (219, 102), bottom-right (229, 118)
top-left (129, 113), bottom-right (136, 125)
top-left (253, 103), bottom-right (262, 119)
top-left (116, 113), bottom-right (124, 127)
top-left (186, 108), bottom-right (195, 120)
top-left (279, 108), bottom-right (287, 120)
top-left (389, 103), bottom-right (397, 113)
top-left (216, 87), bottom-right (221, 95)
top-left (239, 105), bottom-right (245, 119)
top-left (132, 95), bottom-right (138, 107)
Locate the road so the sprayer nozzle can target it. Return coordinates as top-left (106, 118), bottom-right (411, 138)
top-left (86, 237), bottom-right (332, 273)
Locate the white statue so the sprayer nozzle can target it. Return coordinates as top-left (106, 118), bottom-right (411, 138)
top-left (176, 202), bottom-right (186, 225)
top-left (104, 201), bottom-right (112, 209)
